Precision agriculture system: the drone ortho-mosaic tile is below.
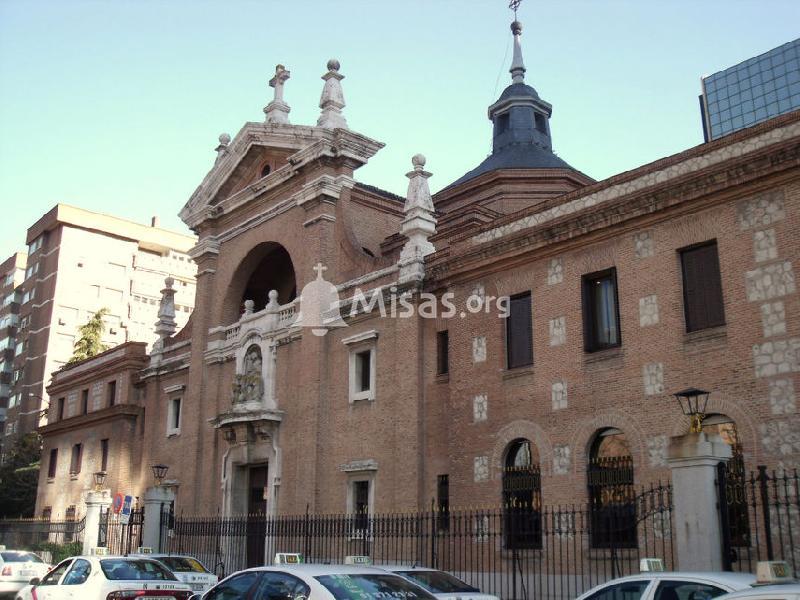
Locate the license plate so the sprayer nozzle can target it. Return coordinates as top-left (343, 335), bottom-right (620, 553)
top-left (192, 583), bottom-right (206, 591)
top-left (20, 570), bottom-right (36, 576)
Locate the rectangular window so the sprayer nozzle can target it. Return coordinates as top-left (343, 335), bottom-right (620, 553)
top-left (436, 330), bottom-right (449, 375)
top-left (437, 474), bottom-right (450, 531)
top-left (107, 380), bottom-right (117, 407)
top-left (356, 351), bottom-right (371, 392)
top-left (81, 389), bottom-right (89, 415)
top-left (167, 397), bottom-right (182, 435)
top-left (506, 292), bottom-right (533, 369)
top-left (48, 448), bottom-right (58, 478)
top-left (680, 241), bottom-right (726, 332)
top-left (352, 480), bottom-right (370, 531)
top-left (57, 397), bottom-right (65, 420)
top-left (100, 439), bottom-right (109, 472)
top-left (69, 443), bottom-right (82, 475)
top-left (582, 268), bottom-right (621, 352)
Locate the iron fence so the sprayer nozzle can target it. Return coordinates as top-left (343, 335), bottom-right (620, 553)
top-left (162, 482), bottom-right (673, 599)
top-left (718, 464), bottom-right (799, 576)
top-left (0, 516), bottom-right (85, 558)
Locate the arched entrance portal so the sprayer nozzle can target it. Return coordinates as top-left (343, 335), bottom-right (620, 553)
top-left (587, 428), bottom-right (636, 548)
top-left (224, 242), bottom-right (297, 323)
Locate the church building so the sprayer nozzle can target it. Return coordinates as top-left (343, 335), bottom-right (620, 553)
top-left (35, 17), bottom-right (800, 542)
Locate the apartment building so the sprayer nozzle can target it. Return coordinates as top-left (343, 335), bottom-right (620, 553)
top-left (0, 252), bottom-right (27, 455)
top-left (1, 205), bottom-right (197, 453)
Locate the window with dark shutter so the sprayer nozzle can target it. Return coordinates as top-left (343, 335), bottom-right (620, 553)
top-left (436, 331), bottom-right (449, 375)
top-left (48, 448), bottom-right (58, 478)
top-left (70, 443), bottom-right (82, 474)
top-left (582, 268), bottom-right (621, 352)
top-left (506, 292), bottom-right (533, 369)
top-left (100, 439), bottom-right (109, 472)
top-left (680, 241), bottom-right (726, 332)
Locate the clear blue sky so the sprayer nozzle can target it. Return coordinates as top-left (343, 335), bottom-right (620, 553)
top-left (1, 1), bottom-right (798, 258)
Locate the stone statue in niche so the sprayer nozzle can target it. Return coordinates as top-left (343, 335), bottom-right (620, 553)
top-left (232, 344), bottom-right (264, 404)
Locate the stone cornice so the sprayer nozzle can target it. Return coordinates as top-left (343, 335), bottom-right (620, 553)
top-left (39, 404), bottom-right (143, 437)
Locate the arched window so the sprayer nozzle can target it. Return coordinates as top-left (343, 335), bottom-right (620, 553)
top-left (260, 163), bottom-right (272, 178)
top-left (587, 428), bottom-right (636, 548)
top-left (704, 414), bottom-right (750, 547)
top-left (502, 439), bottom-right (541, 549)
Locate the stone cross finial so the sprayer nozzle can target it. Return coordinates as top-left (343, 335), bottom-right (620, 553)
top-left (509, 20), bottom-right (526, 84)
top-left (214, 133), bottom-right (230, 164)
top-left (153, 276), bottom-right (178, 351)
top-left (264, 64), bottom-right (292, 124)
top-left (399, 154), bottom-right (437, 283)
top-left (317, 59), bottom-right (348, 129)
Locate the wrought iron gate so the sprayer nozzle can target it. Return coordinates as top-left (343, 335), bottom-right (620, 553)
top-left (98, 507), bottom-right (144, 555)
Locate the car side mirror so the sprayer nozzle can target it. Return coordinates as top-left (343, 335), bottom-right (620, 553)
top-left (29, 577), bottom-right (41, 586)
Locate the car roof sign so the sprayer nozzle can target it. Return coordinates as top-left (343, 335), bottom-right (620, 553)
top-left (274, 553), bottom-right (303, 564)
top-left (640, 558), bottom-right (665, 572)
top-left (756, 561), bottom-right (795, 585)
top-left (344, 556), bottom-right (372, 565)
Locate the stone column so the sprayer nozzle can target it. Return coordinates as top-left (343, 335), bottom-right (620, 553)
top-left (141, 486), bottom-right (175, 552)
top-left (667, 431), bottom-right (732, 571)
top-left (82, 490), bottom-right (112, 555)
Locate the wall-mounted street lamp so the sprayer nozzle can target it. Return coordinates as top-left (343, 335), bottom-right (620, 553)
top-left (673, 387), bottom-right (711, 434)
top-left (93, 470), bottom-right (107, 491)
top-left (151, 464), bottom-right (169, 486)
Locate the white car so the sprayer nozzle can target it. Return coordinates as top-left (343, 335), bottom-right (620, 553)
top-left (193, 563), bottom-right (439, 600)
top-left (714, 583), bottom-right (800, 600)
top-left (575, 571), bottom-right (758, 600)
top-left (133, 554), bottom-right (219, 593)
top-left (378, 565), bottom-right (499, 600)
top-left (24, 554), bottom-right (193, 599)
top-left (0, 550), bottom-right (50, 599)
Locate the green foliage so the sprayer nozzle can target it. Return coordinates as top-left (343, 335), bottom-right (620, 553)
top-left (68, 307), bottom-right (110, 364)
top-left (0, 432), bottom-right (41, 518)
top-left (34, 540), bottom-right (83, 564)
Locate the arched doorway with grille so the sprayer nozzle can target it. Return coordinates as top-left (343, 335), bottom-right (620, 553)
top-left (502, 439), bottom-right (542, 549)
top-left (587, 428), bottom-right (637, 549)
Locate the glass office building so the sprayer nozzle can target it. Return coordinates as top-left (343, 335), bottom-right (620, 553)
top-left (700, 38), bottom-right (800, 141)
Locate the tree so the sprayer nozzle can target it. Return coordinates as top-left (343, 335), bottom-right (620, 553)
top-left (0, 432), bottom-right (41, 518)
top-left (68, 307), bottom-right (110, 364)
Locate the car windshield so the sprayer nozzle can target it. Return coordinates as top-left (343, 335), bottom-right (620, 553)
top-left (395, 570), bottom-right (479, 593)
top-left (1, 552), bottom-right (43, 563)
top-left (316, 573), bottom-right (438, 600)
top-left (157, 556), bottom-right (209, 574)
top-left (100, 559), bottom-right (178, 581)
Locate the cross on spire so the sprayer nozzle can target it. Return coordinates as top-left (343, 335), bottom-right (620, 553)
top-left (313, 262), bottom-right (328, 278)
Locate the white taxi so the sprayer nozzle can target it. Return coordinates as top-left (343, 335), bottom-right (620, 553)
top-left (377, 564), bottom-right (499, 600)
top-left (0, 549), bottom-right (50, 598)
top-left (134, 554), bottom-right (219, 594)
top-left (25, 554), bottom-right (192, 599)
top-left (714, 561), bottom-right (800, 600)
top-left (193, 562), bottom-right (439, 600)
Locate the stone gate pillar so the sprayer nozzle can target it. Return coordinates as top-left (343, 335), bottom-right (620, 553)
top-left (667, 431), bottom-right (732, 571)
top-left (82, 489), bottom-right (112, 555)
top-left (141, 486), bottom-right (175, 552)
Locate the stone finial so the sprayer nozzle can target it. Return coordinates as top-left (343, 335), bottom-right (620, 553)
top-left (266, 290), bottom-right (279, 310)
top-left (317, 59), bottom-right (348, 129)
top-left (399, 154), bottom-right (437, 283)
top-left (244, 299), bottom-right (255, 315)
top-left (214, 133), bottom-right (231, 164)
top-left (509, 20), bottom-right (526, 84)
top-left (153, 276), bottom-right (178, 351)
top-left (264, 64), bottom-right (292, 124)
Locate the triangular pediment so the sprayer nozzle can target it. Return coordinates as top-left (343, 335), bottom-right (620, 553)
top-left (179, 122), bottom-right (384, 230)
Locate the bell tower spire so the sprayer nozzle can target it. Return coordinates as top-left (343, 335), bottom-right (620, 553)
top-left (509, 0), bottom-right (526, 84)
